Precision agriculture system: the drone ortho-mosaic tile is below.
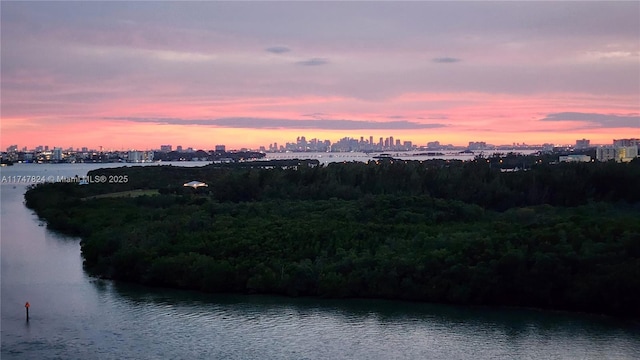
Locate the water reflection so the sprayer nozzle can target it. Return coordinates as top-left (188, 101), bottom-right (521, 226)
top-left (105, 281), bottom-right (640, 355)
top-left (109, 280), bottom-right (635, 325)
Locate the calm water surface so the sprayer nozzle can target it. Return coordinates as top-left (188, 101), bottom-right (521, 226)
top-left (2, 163), bottom-right (639, 359)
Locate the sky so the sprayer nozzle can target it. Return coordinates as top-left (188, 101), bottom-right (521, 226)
top-left (1, 1), bottom-right (639, 150)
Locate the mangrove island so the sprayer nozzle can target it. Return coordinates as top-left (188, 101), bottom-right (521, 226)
top-left (24, 157), bottom-right (640, 319)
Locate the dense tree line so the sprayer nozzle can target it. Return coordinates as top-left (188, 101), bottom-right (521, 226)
top-left (61, 158), bottom-right (640, 209)
top-left (24, 159), bottom-right (640, 318)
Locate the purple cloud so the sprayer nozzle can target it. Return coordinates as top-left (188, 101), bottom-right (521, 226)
top-left (540, 112), bottom-right (640, 128)
top-left (296, 58), bottom-right (329, 66)
top-left (266, 46), bottom-right (291, 54)
top-left (105, 117), bottom-right (447, 130)
top-left (432, 57), bottom-right (461, 64)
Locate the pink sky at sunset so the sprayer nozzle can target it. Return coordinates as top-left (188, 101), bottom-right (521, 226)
top-left (1, 2), bottom-right (638, 150)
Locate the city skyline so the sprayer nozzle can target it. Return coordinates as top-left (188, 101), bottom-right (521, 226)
top-left (6, 134), bottom-right (636, 154)
top-left (1, 2), bottom-right (639, 150)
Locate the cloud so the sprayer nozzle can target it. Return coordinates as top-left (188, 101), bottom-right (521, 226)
top-left (540, 112), bottom-right (640, 128)
top-left (296, 58), bottom-right (329, 66)
top-left (266, 46), bottom-right (291, 54)
top-left (106, 117), bottom-right (446, 130)
top-left (432, 57), bottom-right (461, 64)
top-left (302, 112), bottom-right (331, 119)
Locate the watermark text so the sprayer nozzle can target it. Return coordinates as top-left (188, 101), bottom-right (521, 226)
top-left (1, 174), bottom-right (129, 184)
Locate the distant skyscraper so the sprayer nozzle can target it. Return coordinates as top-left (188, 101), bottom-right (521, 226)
top-left (613, 138), bottom-right (639, 147)
top-left (468, 142), bottom-right (487, 150)
top-left (575, 138), bottom-right (590, 149)
top-left (52, 147), bottom-right (62, 161)
top-left (160, 144), bottom-right (172, 152)
top-left (128, 150), bottom-right (143, 162)
top-left (215, 145), bottom-right (226, 152)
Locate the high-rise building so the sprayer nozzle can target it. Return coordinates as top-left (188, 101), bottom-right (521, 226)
top-left (575, 138), bottom-right (590, 149)
top-left (596, 147), bottom-right (616, 162)
top-left (215, 145), bottom-right (226, 152)
top-left (613, 139), bottom-right (640, 147)
top-left (616, 146), bottom-right (639, 162)
top-left (128, 151), bottom-right (143, 162)
top-left (160, 144), bottom-right (172, 152)
top-left (52, 147), bottom-right (63, 161)
top-left (468, 142), bottom-right (487, 150)
top-left (128, 150), bottom-right (154, 162)
top-left (403, 141), bottom-right (412, 150)
top-left (596, 146), bottom-right (638, 162)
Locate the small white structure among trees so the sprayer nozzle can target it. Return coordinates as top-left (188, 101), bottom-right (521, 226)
top-left (183, 181), bottom-right (208, 189)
